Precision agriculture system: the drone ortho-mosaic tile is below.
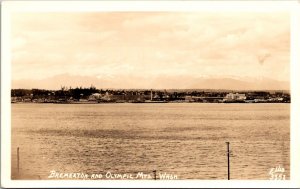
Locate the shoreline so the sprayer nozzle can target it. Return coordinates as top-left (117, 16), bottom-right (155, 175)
top-left (11, 101), bottom-right (291, 104)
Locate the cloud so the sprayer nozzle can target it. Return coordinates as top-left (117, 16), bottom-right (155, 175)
top-left (11, 12), bottom-right (290, 88)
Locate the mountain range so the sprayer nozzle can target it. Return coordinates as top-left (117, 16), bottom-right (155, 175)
top-left (12, 74), bottom-right (290, 90)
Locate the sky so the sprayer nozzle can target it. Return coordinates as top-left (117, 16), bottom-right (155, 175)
top-left (11, 12), bottom-right (290, 89)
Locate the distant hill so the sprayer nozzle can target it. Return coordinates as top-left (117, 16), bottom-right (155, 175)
top-left (187, 77), bottom-right (289, 91)
top-left (12, 74), bottom-right (290, 91)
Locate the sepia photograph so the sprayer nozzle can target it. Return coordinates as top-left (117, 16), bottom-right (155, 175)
top-left (1, 1), bottom-right (300, 188)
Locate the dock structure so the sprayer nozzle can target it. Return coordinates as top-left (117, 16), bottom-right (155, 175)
top-left (17, 147), bottom-right (20, 174)
top-left (226, 142), bottom-right (230, 180)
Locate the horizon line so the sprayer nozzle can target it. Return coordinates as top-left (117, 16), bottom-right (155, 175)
top-left (11, 87), bottom-right (291, 92)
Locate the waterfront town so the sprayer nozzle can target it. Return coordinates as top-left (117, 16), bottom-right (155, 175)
top-left (11, 86), bottom-right (290, 104)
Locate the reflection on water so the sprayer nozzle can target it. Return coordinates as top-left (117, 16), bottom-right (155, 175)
top-left (11, 103), bottom-right (290, 180)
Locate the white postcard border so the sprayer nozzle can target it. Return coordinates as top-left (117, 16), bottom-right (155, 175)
top-left (1, 1), bottom-right (300, 188)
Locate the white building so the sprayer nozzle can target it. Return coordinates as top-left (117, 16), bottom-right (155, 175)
top-left (101, 92), bottom-right (111, 101)
top-left (88, 93), bottom-right (102, 101)
top-left (224, 93), bottom-right (246, 101)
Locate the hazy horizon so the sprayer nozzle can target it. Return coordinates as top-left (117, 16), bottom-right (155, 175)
top-left (12, 12), bottom-right (290, 90)
top-left (12, 73), bottom-right (289, 91)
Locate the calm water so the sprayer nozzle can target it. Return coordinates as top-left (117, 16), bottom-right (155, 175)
top-left (11, 103), bottom-right (290, 180)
